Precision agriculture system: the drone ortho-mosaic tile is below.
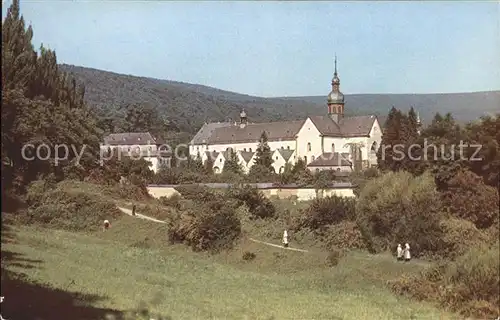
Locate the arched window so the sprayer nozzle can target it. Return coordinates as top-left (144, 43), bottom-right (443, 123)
top-left (315, 168), bottom-right (320, 173)
top-left (304, 156), bottom-right (307, 163)
top-left (243, 148), bottom-right (247, 152)
top-left (249, 148), bottom-right (252, 152)
top-left (279, 166), bottom-right (284, 173)
top-left (287, 146), bottom-right (290, 150)
top-left (371, 141), bottom-right (378, 153)
top-left (307, 142), bottom-right (311, 151)
top-left (331, 143), bottom-right (335, 153)
top-left (311, 155), bottom-right (315, 161)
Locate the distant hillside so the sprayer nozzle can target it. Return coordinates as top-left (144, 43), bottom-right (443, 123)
top-left (278, 92), bottom-right (500, 125)
top-left (59, 64), bottom-right (325, 133)
top-left (60, 64), bottom-right (499, 132)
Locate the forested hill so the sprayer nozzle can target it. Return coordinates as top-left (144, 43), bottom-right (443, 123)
top-left (60, 64), bottom-right (499, 133)
top-left (279, 92), bottom-right (500, 125)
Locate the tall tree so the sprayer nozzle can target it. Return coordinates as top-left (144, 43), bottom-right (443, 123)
top-left (204, 152), bottom-right (214, 175)
top-left (406, 107), bottom-right (419, 143)
top-left (223, 149), bottom-right (243, 175)
top-left (253, 131), bottom-right (274, 169)
top-left (377, 107), bottom-right (403, 171)
top-left (2, 0), bottom-right (101, 198)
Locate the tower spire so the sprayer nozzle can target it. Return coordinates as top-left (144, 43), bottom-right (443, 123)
top-left (334, 54), bottom-right (338, 77)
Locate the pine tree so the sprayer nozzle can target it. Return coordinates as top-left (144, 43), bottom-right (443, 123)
top-left (223, 149), bottom-right (243, 175)
top-left (204, 152), bottom-right (214, 175)
top-left (407, 107), bottom-right (419, 142)
top-left (253, 131), bottom-right (274, 169)
top-left (2, 0), bottom-right (101, 196)
top-left (377, 107), bottom-right (401, 171)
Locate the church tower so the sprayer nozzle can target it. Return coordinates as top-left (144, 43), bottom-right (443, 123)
top-left (327, 55), bottom-right (345, 123)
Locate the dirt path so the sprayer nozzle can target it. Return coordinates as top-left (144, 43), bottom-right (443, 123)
top-left (117, 206), bottom-right (166, 224)
top-left (248, 238), bottom-right (309, 253)
top-left (116, 206), bottom-right (309, 252)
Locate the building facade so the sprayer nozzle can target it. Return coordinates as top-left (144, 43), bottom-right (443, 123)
top-left (189, 58), bottom-right (382, 174)
top-left (100, 132), bottom-right (171, 173)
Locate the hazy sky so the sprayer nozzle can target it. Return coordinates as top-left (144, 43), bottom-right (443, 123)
top-left (3, 1), bottom-right (499, 97)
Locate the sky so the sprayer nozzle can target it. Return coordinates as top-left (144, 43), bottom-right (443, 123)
top-left (2, 1), bottom-right (499, 97)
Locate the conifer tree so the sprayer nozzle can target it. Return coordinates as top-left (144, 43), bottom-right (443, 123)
top-left (204, 152), bottom-right (214, 175)
top-left (377, 107), bottom-right (402, 171)
top-left (223, 149), bottom-right (242, 175)
top-left (253, 131), bottom-right (274, 169)
top-left (406, 107), bottom-right (419, 142)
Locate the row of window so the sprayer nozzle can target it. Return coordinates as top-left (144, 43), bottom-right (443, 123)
top-left (196, 145), bottom-right (293, 153)
top-left (196, 141), bottom-right (377, 154)
top-left (305, 142), bottom-right (378, 152)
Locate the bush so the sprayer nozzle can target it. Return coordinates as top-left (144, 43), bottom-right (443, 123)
top-left (159, 193), bottom-right (182, 210)
top-left (325, 249), bottom-right (343, 267)
top-left (112, 182), bottom-right (150, 201)
top-left (324, 221), bottom-right (366, 250)
top-left (295, 195), bottom-right (355, 231)
top-left (242, 251), bottom-right (256, 261)
top-left (441, 170), bottom-right (499, 229)
top-left (228, 186), bottom-right (275, 219)
top-left (24, 188), bottom-right (122, 231)
top-left (438, 218), bottom-right (490, 259)
top-left (174, 184), bottom-right (215, 202)
top-left (168, 205), bottom-right (241, 252)
top-left (390, 241), bottom-right (500, 319)
top-left (356, 171), bottom-right (445, 256)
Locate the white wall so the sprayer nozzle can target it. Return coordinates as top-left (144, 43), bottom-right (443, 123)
top-left (100, 144), bottom-right (157, 154)
top-left (295, 118), bottom-right (322, 164)
top-left (190, 140), bottom-right (296, 158)
top-left (308, 165), bottom-right (353, 173)
top-left (271, 149), bottom-right (295, 173)
top-left (146, 186), bottom-right (356, 201)
top-left (367, 119), bottom-right (382, 166)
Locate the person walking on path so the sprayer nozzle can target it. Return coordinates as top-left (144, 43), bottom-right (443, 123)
top-left (396, 244), bottom-right (403, 261)
top-left (404, 243), bottom-right (411, 262)
top-left (132, 204), bottom-right (136, 216)
top-left (282, 230), bottom-right (289, 248)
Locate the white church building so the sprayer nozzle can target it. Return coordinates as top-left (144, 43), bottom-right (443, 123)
top-left (189, 59), bottom-right (382, 174)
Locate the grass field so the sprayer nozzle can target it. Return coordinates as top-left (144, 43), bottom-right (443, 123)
top-left (1, 213), bottom-right (460, 320)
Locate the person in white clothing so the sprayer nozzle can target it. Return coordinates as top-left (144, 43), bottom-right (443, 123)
top-left (282, 230), bottom-right (289, 248)
top-left (404, 243), bottom-right (411, 262)
top-left (103, 219), bottom-right (110, 231)
top-left (396, 244), bottom-right (403, 261)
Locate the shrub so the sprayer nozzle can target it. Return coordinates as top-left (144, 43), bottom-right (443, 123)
top-left (168, 205), bottom-right (241, 252)
top-left (159, 193), bottom-right (182, 210)
top-left (326, 249), bottom-right (343, 267)
top-left (229, 186), bottom-right (275, 219)
top-left (174, 185), bottom-right (215, 202)
top-left (295, 195), bottom-right (355, 231)
top-left (324, 221), bottom-right (366, 250)
top-left (242, 251), bottom-right (256, 261)
top-left (441, 170), bottom-right (499, 229)
top-left (24, 188), bottom-right (122, 231)
top-left (438, 218), bottom-right (490, 259)
top-left (390, 241), bottom-right (500, 319)
top-left (356, 171), bottom-right (445, 256)
top-left (112, 182), bottom-right (150, 201)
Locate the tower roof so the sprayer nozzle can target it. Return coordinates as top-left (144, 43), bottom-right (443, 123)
top-left (328, 54), bottom-right (344, 104)
top-left (332, 54), bottom-right (340, 85)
